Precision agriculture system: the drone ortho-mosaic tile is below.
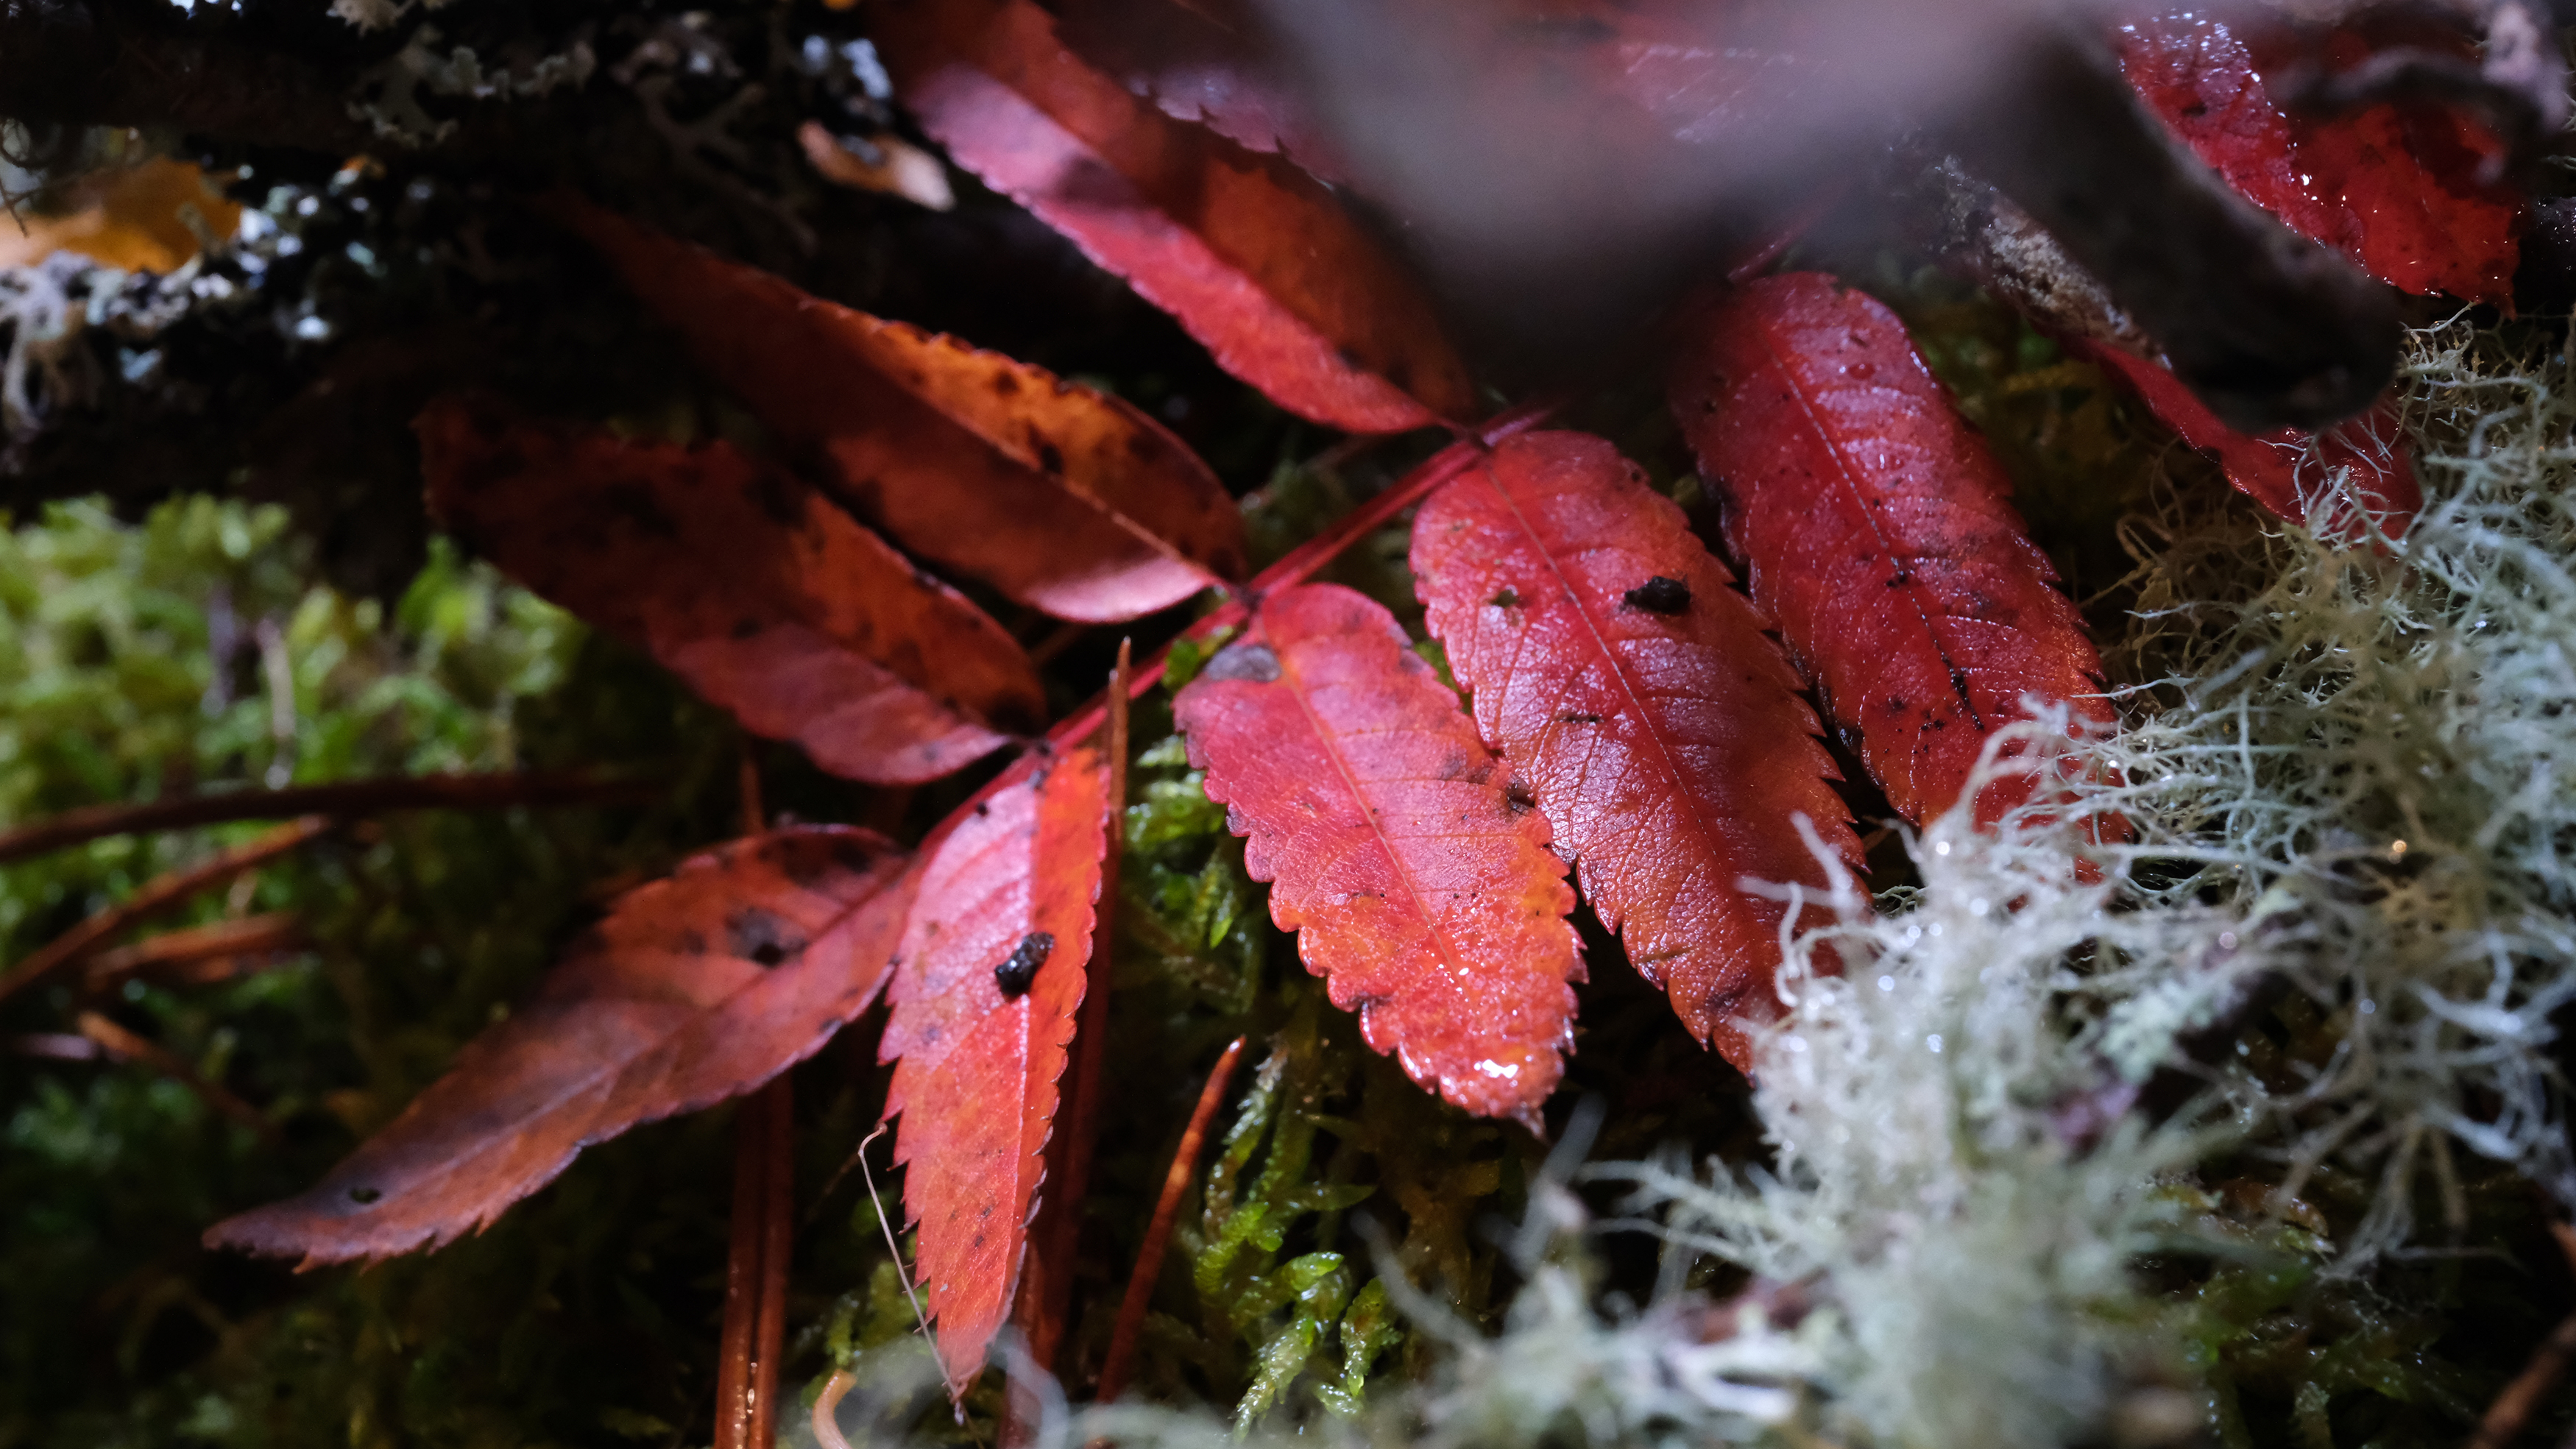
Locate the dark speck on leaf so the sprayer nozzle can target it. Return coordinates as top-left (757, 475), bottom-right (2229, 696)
top-left (349, 1186), bottom-right (382, 1205)
top-left (995, 931), bottom-right (1054, 998)
top-left (1489, 587), bottom-right (1521, 608)
top-left (726, 907), bottom-right (807, 968)
top-left (1623, 576), bottom-right (1691, 614)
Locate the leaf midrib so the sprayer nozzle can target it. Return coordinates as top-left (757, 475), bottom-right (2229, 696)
top-left (1473, 467), bottom-right (1731, 916)
top-left (1747, 310), bottom-right (1989, 737)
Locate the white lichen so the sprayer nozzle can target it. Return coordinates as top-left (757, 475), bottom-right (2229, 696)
top-left (328, 0), bottom-right (453, 34)
top-left (347, 25), bottom-right (597, 146)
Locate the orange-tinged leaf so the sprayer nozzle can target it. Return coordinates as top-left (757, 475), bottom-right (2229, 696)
top-left (881, 750), bottom-right (1109, 1395)
top-left (2073, 337), bottom-right (2420, 540)
top-left (2121, 13), bottom-right (2522, 306)
top-left (0, 157), bottom-right (243, 272)
top-left (206, 827), bottom-right (912, 1266)
top-left (1671, 274), bottom-right (2116, 829)
top-left (1412, 432), bottom-right (1855, 1068)
top-left (872, 0), bottom-right (1475, 434)
top-left (1174, 584), bottom-right (1582, 1124)
top-left (555, 202), bottom-right (1239, 623)
top-left (420, 398), bottom-right (1040, 784)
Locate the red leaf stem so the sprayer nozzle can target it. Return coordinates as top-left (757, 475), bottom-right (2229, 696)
top-left (1095, 1036), bottom-right (1244, 1403)
top-left (714, 1078), bottom-right (794, 1449)
top-left (1037, 397), bottom-right (1563, 759)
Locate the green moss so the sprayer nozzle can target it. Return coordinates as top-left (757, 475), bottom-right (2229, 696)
top-left (0, 497), bottom-right (748, 1449)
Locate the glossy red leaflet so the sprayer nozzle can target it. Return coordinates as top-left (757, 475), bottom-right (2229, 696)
top-left (880, 750), bottom-right (1108, 1396)
top-left (420, 398), bottom-right (1041, 784)
top-left (2075, 337), bottom-right (2420, 539)
top-left (1413, 432), bottom-right (1857, 1068)
top-left (1174, 584), bottom-right (1582, 1125)
top-left (2121, 13), bottom-right (2522, 307)
top-left (1671, 274), bottom-right (2117, 832)
top-left (556, 202), bottom-right (1239, 623)
top-left (873, 0), bottom-right (1474, 434)
top-left (208, 828), bottom-right (912, 1265)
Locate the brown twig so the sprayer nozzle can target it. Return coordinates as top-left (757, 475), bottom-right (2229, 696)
top-left (2470, 1303), bottom-right (2576, 1449)
top-left (715, 755), bottom-right (795, 1449)
top-left (81, 911), bottom-right (308, 992)
top-left (0, 768), bottom-right (660, 867)
top-left (1094, 1036), bottom-right (1245, 1404)
top-left (74, 1010), bottom-right (282, 1147)
top-left (0, 817), bottom-right (333, 1009)
top-left (752, 1083), bottom-right (794, 1448)
top-left (715, 1080), bottom-right (797, 1449)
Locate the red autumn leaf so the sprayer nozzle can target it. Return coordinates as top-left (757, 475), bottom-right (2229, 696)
top-left (1412, 431), bottom-right (1857, 1069)
top-left (1174, 583), bottom-right (1583, 1125)
top-left (871, 0), bottom-right (1476, 435)
top-left (420, 397), bottom-right (1041, 784)
top-left (2121, 12), bottom-right (2522, 307)
top-left (553, 202), bottom-right (1240, 624)
top-left (2073, 336), bottom-right (2421, 539)
top-left (205, 827), bottom-right (912, 1266)
top-left (1671, 274), bottom-right (2116, 829)
top-left (881, 750), bottom-right (1108, 1395)
top-left (1052, 0), bottom-right (1349, 180)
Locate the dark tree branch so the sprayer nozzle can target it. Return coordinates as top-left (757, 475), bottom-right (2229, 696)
top-left (0, 768), bottom-right (661, 865)
top-left (0, 3), bottom-right (372, 155)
